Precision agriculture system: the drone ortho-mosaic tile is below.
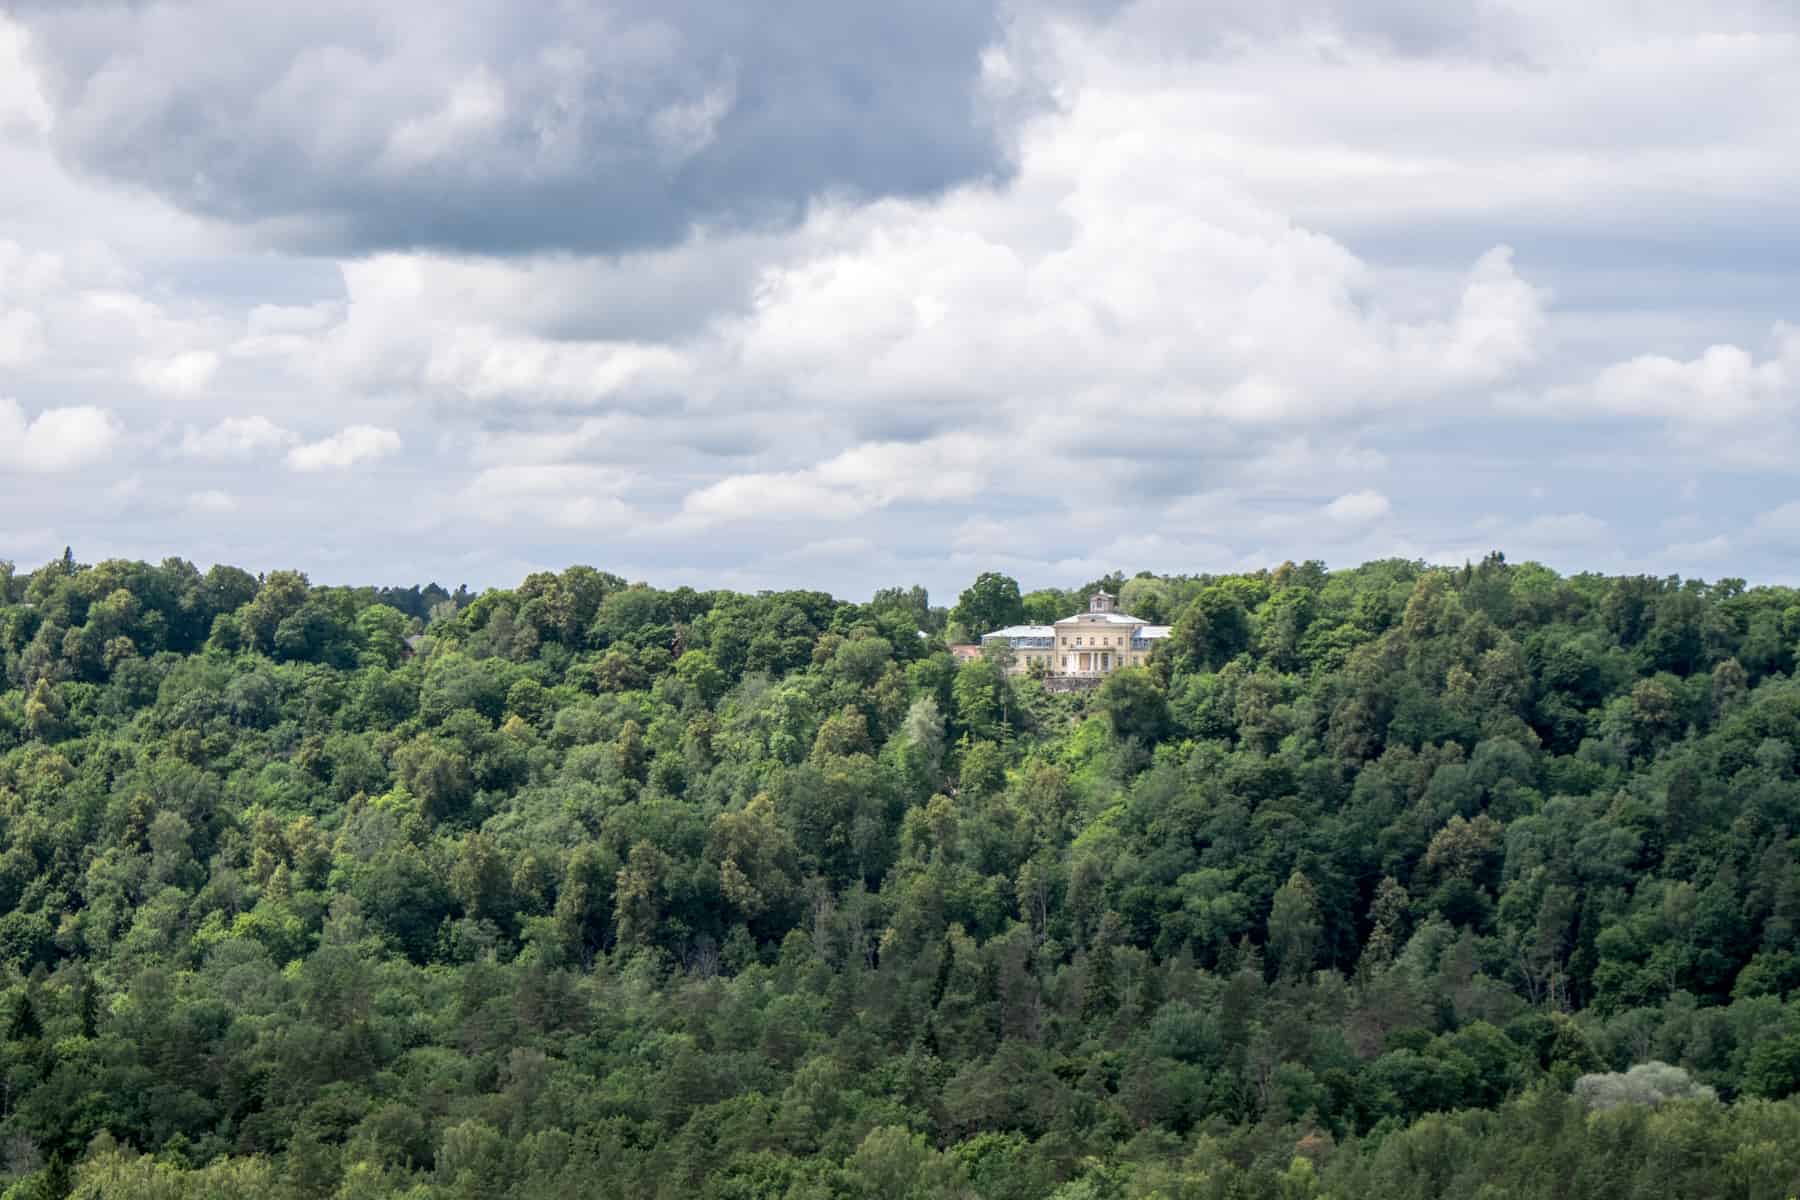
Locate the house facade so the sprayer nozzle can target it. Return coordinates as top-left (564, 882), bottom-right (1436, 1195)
top-left (980, 591), bottom-right (1170, 678)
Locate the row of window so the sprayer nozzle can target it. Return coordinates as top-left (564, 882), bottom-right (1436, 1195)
top-left (1068, 636), bottom-right (1155, 648)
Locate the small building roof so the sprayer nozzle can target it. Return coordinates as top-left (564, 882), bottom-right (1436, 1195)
top-left (982, 624), bottom-right (1056, 640)
top-left (1054, 611), bottom-right (1147, 626)
top-left (1134, 625), bottom-right (1172, 639)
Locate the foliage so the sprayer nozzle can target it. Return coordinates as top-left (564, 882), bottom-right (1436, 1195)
top-left (0, 551), bottom-right (1795, 1196)
top-left (1574, 1061), bottom-right (1716, 1110)
top-left (950, 574), bottom-right (1025, 640)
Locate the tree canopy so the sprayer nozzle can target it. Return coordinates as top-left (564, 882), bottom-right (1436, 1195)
top-left (950, 572), bottom-right (1025, 638)
top-left (0, 551), bottom-right (1797, 1197)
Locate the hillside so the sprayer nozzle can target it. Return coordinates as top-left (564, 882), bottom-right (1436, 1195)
top-left (1, 552), bottom-right (1799, 1198)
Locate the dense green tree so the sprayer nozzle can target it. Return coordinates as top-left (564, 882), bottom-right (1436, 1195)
top-left (0, 553), bottom-right (1798, 1195)
top-left (1098, 667), bottom-right (1168, 744)
top-left (950, 573), bottom-right (1024, 639)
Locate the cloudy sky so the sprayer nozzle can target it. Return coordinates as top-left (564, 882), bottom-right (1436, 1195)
top-left (3, 0), bottom-right (1799, 599)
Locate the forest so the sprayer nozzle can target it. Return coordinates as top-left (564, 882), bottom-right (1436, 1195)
top-left (1, 550), bottom-right (1800, 1197)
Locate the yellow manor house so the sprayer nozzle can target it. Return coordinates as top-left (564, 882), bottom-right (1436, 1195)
top-left (979, 591), bottom-right (1171, 677)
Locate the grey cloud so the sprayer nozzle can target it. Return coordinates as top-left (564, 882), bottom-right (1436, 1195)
top-left (467, 411), bottom-right (771, 471)
top-left (1088, 0), bottom-right (1507, 58)
top-left (1099, 0), bottom-right (1800, 61)
top-left (18, 0), bottom-right (1015, 255)
top-left (848, 402), bottom-right (976, 445)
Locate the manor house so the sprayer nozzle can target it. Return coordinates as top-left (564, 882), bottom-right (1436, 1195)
top-left (980, 591), bottom-right (1170, 677)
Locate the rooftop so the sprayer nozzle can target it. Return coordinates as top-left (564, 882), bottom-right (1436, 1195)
top-left (976, 591), bottom-right (1181, 643)
top-left (1055, 611), bottom-right (1147, 626)
top-left (982, 624), bottom-right (1055, 640)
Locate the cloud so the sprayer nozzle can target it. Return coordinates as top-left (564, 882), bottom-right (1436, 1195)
top-left (285, 425), bottom-right (402, 471)
top-left (0, 20), bottom-right (50, 133)
top-left (716, 109), bottom-right (1546, 441)
top-left (1753, 501), bottom-right (1800, 539)
top-left (186, 489), bottom-right (236, 514)
top-left (1535, 324), bottom-right (1799, 425)
top-left (463, 464), bottom-right (637, 529)
top-left (1655, 534), bottom-right (1730, 567)
top-left (0, 308), bottom-right (45, 367)
top-left (177, 416), bottom-right (296, 461)
top-left (781, 536), bottom-right (877, 563)
top-left (134, 349), bottom-right (221, 396)
top-left (15, 0), bottom-right (1015, 255)
top-left (1065, 8), bottom-right (1800, 257)
top-left (1324, 489), bottom-right (1392, 524)
top-left (949, 516), bottom-right (1017, 556)
top-left (1515, 323), bottom-right (1800, 469)
top-left (247, 304), bottom-right (338, 338)
top-left (1246, 439), bottom-right (1389, 480)
top-left (0, 398), bottom-right (121, 472)
top-left (421, 331), bottom-right (689, 407)
top-left (678, 436), bottom-right (991, 526)
top-left (1516, 512), bottom-right (1609, 546)
top-left (6, 2), bottom-right (1800, 593)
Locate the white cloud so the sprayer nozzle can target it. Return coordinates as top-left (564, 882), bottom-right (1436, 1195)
top-left (286, 426), bottom-right (403, 472)
top-left (949, 516), bottom-right (1017, 555)
top-left (467, 414), bottom-right (666, 466)
top-left (678, 435), bottom-right (992, 526)
top-left (134, 349), bottom-right (221, 396)
top-left (0, 20), bottom-right (49, 133)
top-left (723, 151), bottom-right (1544, 434)
top-left (1536, 323), bottom-right (1799, 426)
top-left (1060, 12), bottom-right (1800, 245)
top-left (1753, 501), bottom-right (1800, 538)
top-left (0, 309), bottom-right (45, 367)
top-left (0, 398), bottom-right (121, 472)
top-left (95, 474), bottom-right (144, 518)
top-left (186, 489), bottom-right (236, 514)
top-left (1513, 323), bottom-right (1800, 470)
top-left (382, 69), bottom-right (509, 170)
top-left (234, 302), bottom-right (343, 358)
top-left (1324, 489), bottom-right (1392, 524)
top-left (1246, 438), bottom-right (1389, 480)
top-left (463, 464), bottom-right (636, 529)
top-left (307, 255), bottom-right (694, 407)
top-left (178, 415), bottom-right (296, 461)
top-left (423, 334), bottom-right (689, 405)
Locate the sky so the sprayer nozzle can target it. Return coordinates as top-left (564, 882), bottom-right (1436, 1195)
top-left (3, 0), bottom-right (1800, 601)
